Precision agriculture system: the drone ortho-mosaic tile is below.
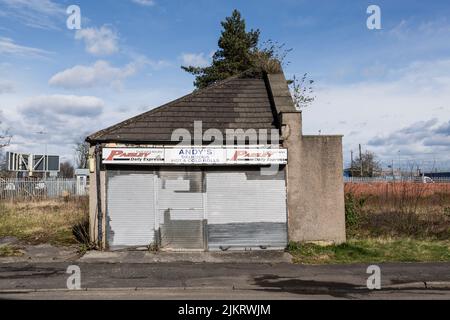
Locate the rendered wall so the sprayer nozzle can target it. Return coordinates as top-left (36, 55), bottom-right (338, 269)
top-left (282, 112), bottom-right (346, 244)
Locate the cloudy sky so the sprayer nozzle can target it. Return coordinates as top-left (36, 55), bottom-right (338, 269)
top-left (0, 0), bottom-right (449, 170)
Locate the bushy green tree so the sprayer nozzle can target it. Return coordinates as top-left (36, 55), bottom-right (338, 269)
top-left (182, 9), bottom-right (260, 89)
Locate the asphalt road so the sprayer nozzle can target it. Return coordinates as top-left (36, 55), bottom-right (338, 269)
top-left (1, 262), bottom-right (450, 300)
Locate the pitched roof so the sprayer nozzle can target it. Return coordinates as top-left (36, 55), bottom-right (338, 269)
top-left (87, 70), bottom-right (296, 144)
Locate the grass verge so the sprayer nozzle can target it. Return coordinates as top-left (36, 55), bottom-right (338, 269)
top-left (0, 198), bottom-right (89, 247)
top-left (288, 238), bottom-right (450, 264)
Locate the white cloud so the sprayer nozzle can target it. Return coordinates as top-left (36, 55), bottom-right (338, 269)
top-left (2, 95), bottom-right (104, 161)
top-left (49, 57), bottom-right (170, 89)
top-left (180, 52), bottom-right (210, 68)
top-left (0, 37), bottom-right (50, 57)
top-left (75, 26), bottom-right (119, 56)
top-left (48, 60), bottom-right (138, 89)
top-left (20, 95), bottom-right (104, 118)
top-left (0, 81), bottom-right (14, 94)
top-left (302, 58), bottom-right (450, 165)
top-left (0, 0), bottom-right (65, 30)
top-left (131, 0), bottom-right (155, 6)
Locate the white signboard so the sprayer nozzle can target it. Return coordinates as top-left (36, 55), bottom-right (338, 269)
top-left (102, 147), bottom-right (287, 165)
top-left (165, 148), bottom-right (225, 164)
top-left (6, 152), bottom-right (60, 172)
top-left (227, 149), bottom-right (287, 164)
top-left (102, 148), bottom-right (164, 164)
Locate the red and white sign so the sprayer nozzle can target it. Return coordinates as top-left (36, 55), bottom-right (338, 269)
top-left (102, 147), bottom-right (287, 165)
top-left (227, 149), bottom-right (287, 164)
top-left (102, 148), bottom-right (164, 164)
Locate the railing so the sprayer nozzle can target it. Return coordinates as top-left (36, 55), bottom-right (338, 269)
top-left (344, 176), bottom-right (450, 183)
top-left (0, 178), bottom-right (89, 200)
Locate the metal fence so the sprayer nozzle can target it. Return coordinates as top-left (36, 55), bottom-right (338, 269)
top-left (0, 178), bottom-right (89, 200)
top-left (344, 176), bottom-right (450, 183)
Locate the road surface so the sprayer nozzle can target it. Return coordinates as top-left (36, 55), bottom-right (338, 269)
top-left (1, 262), bottom-right (450, 299)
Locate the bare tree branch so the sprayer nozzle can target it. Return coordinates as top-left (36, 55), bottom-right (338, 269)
top-left (74, 138), bottom-right (90, 169)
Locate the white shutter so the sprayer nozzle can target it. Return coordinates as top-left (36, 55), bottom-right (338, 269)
top-left (206, 167), bottom-right (287, 250)
top-left (106, 171), bottom-right (156, 249)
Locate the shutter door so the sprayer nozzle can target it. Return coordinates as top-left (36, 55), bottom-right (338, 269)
top-left (157, 168), bottom-right (205, 250)
top-left (206, 167), bottom-right (287, 250)
top-left (106, 170), bottom-right (156, 249)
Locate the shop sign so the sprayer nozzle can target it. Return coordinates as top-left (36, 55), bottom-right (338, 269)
top-left (102, 148), bottom-right (164, 164)
top-left (102, 147), bottom-right (287, 165)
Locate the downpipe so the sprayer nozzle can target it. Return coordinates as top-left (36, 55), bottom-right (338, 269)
top-left (95, 144), bottom-right (103, 249)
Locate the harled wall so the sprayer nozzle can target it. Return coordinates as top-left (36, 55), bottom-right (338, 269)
top-left (282, 112), bottom-right (346, 244)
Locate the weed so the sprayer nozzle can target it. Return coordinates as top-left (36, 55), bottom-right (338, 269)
top-left (344, 193), bottom-right (367, 235)
top-left (0, 245), bottom-right (23, 257)
top-left (148, 243), bottom-right (159, 252)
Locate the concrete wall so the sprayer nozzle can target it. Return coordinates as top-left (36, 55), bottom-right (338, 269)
top-left (282, 112), bottom-right (346, 244)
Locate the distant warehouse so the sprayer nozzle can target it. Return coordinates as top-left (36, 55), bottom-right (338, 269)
top-left (86, 69), bottom-right (345, 251)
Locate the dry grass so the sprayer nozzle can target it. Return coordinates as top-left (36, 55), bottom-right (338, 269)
top-left (345, 182), bottom-right (450, 239)
top-left (290, 182), bottom-right (450, 264)
top-left (0, 197), bottom-right (89, 246)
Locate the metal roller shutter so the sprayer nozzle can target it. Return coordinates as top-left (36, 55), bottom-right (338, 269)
top-left (157, 168), bottom-right (205, 250)
top-left (106, 170), bottom-right (156, 249)
top-left (206, 167), bottom-right (287, 250)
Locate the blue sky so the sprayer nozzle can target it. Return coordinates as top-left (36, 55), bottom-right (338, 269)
top-left (1, 0), bottom-right (450, 170)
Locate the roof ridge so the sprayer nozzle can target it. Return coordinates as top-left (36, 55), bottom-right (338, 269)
top-left (87, 69), bottom-right (261, 141)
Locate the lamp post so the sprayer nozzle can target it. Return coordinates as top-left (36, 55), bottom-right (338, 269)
top-left (36, 131), bottom-right (48, 180)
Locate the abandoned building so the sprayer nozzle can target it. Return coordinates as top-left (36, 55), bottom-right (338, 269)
top-left (86, 69), bottom-right (345, 251)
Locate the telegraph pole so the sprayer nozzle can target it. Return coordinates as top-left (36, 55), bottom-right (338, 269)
top-left (359, 144), bottom-right (363, 177)
top-left (391, 159), bottom-right (394, 178)
top-left (350, 150), bottom-right (354, 177)
top-left (36, 131), bottom-right (48, 180)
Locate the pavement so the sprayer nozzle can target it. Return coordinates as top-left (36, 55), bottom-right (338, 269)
top-left (79, 250), bottom-right (293, 264)
top-left (0, 238), bottom-right (80, 263)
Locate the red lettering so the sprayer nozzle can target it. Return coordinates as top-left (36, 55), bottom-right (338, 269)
top-left (106, 150), bottom-right (123, 161)
top-left (231, 150), bottom-right (274, 161)
top-left (105, 150), bottom-right (153, 161)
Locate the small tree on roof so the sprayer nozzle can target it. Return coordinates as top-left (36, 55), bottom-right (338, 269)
top-left (182, 9), bottom-right (315, 109)
top-left (182, 9), bottom-right (261, 89)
